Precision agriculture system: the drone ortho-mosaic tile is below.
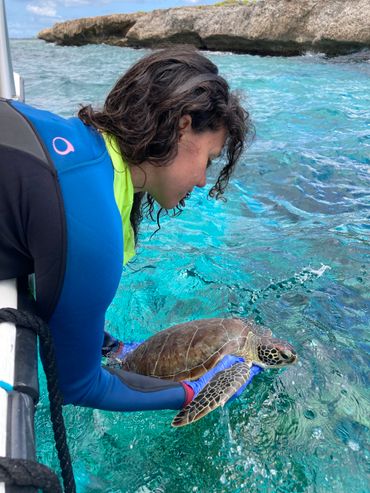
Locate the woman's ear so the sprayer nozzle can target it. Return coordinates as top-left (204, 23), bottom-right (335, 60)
top-left (178, 115), bottom-right (192, 139)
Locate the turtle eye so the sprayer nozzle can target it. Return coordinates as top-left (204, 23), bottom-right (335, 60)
top-left (281, 350), bottom-right (292, 360)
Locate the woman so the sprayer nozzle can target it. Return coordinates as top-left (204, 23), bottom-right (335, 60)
top-left (0, 46), bottom-right (259, 412)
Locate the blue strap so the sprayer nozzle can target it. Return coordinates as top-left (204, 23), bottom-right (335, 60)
top-left (0, 380), bottom-right (13, 392)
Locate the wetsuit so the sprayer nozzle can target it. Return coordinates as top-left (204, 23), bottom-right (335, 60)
top-left (0, 99), bottom-right (186, 411)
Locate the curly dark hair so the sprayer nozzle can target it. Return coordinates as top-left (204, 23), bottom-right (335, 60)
top-left (78, 46), bottom-right (254, 240)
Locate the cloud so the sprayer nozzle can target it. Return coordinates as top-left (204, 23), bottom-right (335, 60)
top-left (63, 0), bottom-right (91, 5)
top-left (25, 0), bottom-right (92, 18)
top-left (26, 1), bottom-right (57, 17)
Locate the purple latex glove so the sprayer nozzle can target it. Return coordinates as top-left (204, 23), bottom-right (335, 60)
top-left (182, 354), bottom-right (263, 406)
top-left (102, 331), bottom-right (141, 359)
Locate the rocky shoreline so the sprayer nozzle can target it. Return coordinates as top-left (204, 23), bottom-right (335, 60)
top-left (38, 0), bottom-right (370, 57)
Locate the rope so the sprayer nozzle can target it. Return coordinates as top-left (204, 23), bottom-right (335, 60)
top-left (0, 307), bottom-right (76, 493)
top-left (0, 457), bottom-right (62, 493)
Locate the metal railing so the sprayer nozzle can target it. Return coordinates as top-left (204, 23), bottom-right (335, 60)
top-left (1, 2), bottom-right (35, 491)
top-left (0, 280), bottom-right (39, 493)
top-left (0, 0), bottom-right (24, 101)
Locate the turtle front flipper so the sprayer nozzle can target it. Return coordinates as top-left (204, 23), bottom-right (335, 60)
top-left (172, 362), bottom-right (251, 427)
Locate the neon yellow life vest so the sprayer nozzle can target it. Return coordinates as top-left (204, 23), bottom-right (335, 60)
top-left (102, 133), bottom-right (136, 265)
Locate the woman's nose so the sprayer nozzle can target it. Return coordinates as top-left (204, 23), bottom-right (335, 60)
top-left (196, 171), bottom-right (207, 188)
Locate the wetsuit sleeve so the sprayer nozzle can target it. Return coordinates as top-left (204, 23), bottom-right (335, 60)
top-left (43, 156), bottom-right (187, 411)
top-left (49, 293), bottom-right (187, 411)
top-left (44, 154), bottom-right (187, 411)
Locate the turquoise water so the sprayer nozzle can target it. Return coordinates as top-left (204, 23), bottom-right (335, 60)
top-left (11, 40), bottom-right (370, 492)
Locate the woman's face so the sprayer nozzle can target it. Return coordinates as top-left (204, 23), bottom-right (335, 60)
top-left (134, 116), bottom-right (227, 209)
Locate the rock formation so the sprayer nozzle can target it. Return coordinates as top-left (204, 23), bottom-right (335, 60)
top-left (38, 0), bottom-right (370, 56)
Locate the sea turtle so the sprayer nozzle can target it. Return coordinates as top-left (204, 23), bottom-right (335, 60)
top-left (118, 317), bottom-right (297, 427)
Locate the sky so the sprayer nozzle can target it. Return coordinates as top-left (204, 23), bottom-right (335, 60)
top-left (6, 0), bottom-right (220, 38)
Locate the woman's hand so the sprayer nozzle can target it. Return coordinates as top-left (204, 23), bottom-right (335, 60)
top-left (101, 331), bottom-right (141, 359)
top-left (182, 355), bottom-right (263, 406)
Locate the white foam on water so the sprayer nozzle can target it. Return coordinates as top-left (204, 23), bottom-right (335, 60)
top-left (308, 264), bottom-right (331, 277)
top-left (348, 440), bottom-right (360, 452)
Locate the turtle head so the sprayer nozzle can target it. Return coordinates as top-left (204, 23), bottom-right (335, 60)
top-left (255, 338), bottom-right (297, 368)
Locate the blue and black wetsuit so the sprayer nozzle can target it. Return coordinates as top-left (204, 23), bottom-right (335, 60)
top-left (0, 99), bottom-right (187, 411)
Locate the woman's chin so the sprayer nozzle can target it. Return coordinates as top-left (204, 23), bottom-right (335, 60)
top-left (156, 196), bottom-right (183, 210)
